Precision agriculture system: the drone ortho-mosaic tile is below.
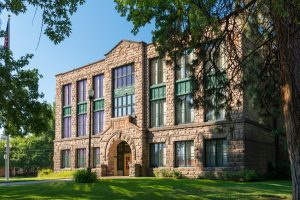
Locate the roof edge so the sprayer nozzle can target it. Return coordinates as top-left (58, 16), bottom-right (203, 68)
top-left (55, 58), bottom-right (105, 77)
top-left (104, 39), bottom-right (147, 56)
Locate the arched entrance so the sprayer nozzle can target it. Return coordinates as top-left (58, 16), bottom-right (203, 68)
top-left (107, 140), bottom-right (132, 176)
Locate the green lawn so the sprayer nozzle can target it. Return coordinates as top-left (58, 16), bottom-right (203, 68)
top-left (0, 178), bottom-right (292, 200)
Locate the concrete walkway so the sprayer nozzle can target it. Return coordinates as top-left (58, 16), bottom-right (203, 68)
top-left (0, 178), bottom-right (73, 186)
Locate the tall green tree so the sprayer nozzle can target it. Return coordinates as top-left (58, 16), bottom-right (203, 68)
top-left (0, 104), bottom-right (54, 173)
top-left (114, 0), bottom-right (300, 198)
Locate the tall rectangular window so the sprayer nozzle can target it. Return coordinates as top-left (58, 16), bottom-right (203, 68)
top-left (113, 65), bottom-right (135, 117)
top-left (77, 80), bottom-right (87, 137)
top-left (150, 58), bottom-right (167, 127)
top-left (94, 75), bottom-right (104, 99)
top-left (150, 58), bottom-right (166, 85)
top-left (151, 100), bottom-right (166, 127)
top-left (175, 141), bottom-right (194, 167)
top-left (114, 65), bottom-right (134, 89)
top-left (94, 75), bottom-right (105, 134)
top-left (176, 94), bottom-right (194, 124)
top-left (76, 148), bottom-right (86, 168)
top-left (205, 70), bottom-right (226, 121)
top-left (205, 138), bottom-right (228, 167)
top-left (205, 46), bottom-right (227, 121)
top-left (175, 50), bottom-right (194, 80)
top-left (62, 84), bottom-right (71, 138)
top-left (93, 147), bottom-right (100, 168)
top-left (61, 149), bottom-right (70, 168)
top-left (150, 143), bottom-right (166, 167)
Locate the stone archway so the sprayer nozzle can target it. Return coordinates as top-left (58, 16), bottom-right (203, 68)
top-left (105, 131), bottom-right (137, 176)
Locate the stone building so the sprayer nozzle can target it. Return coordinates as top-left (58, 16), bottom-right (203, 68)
top-left (54, 40), bottom-right (282, 178)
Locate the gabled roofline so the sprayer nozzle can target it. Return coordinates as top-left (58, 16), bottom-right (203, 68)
top-left (104, 39), bottom-right (147, 56)
top-left (55, 58), bottom-right (105, 77)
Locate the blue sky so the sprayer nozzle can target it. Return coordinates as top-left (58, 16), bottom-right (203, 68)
top-left (1, 1), bottom-right (154, 103)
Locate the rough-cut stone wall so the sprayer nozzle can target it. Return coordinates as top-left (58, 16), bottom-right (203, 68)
top-left (54, 40), bottom-right (279, 178)
top-left (244, 122), bottom-right (276, 175)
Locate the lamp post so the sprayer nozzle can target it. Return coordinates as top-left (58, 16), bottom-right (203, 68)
top-left (88, 88), bottom-right (94, 172)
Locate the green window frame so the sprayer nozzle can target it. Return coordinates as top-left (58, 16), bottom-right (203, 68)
top-left (150, 143), bottom-right (166, 167)
top-left (61, 149), bottom-right (70, 168)
top-left (175, 141), bottom-right (194, 167)
top-left (76, 148), bottom-right (86, 168)
top-left (204, 138), bottom-right (228, 167)
top-left (175, 94), bottom-right (195, 124)
top-left (204, 69), bottom-right (226, 121)
top-left (93, 147), bottom-right (100, 168)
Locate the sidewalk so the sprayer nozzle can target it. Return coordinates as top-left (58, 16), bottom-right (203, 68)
top-left (0, 178), bottom-right (72, 186)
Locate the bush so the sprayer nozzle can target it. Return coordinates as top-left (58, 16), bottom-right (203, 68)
top-left (38, 169), bottom-right (76, 178)
top-left (199, 169), bottom-right (258, 182)
top-left (38, 169), bottom-right (53, 177)
top-left (73, 169), bottom-right (97, 183)
top-left (153, 168), bottom-right (182, 179)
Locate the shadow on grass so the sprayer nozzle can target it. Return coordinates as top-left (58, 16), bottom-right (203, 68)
top-left (0, 178), bottom-right (292, 200)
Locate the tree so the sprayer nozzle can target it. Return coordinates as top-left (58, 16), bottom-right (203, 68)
top-left (0, 42), bottom-right (51, 136)
top-left (114, 0), bottom-right (300, 198)
top-left (0, 104), bottom-right (54, 174)
top-left (0, 0), bottom-right (85, 44)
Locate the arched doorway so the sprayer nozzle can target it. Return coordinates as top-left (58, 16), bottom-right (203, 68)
top-left (116, 141), bottom-right (132, 176)
top-left (107, 140), bottom-right (132, 176)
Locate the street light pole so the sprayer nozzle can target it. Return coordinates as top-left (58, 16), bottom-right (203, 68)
top-left (88, 88), bottom-right (94, 172)
top-left (5, 132), bottom-right (10, 181)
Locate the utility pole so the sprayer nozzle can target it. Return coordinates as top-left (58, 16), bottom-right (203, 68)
top-left (5, 133), bottom-right (10, 181)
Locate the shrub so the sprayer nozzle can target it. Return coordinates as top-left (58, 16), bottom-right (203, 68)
top-left (199, 169), bottom-right (258, 182)
top-left (38, 169), bottom-right (76, 178)
top-left (73, 169), bottom-right (97, 183)
top-left (153, 168), bottom-right (182, 179)
top-left (38, 169), bottom-right (53, 177)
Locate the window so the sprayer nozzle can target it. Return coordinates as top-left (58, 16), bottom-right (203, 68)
top-left (150, 58), bottom-right (166, 85)
top-left (61, 149), bottom-right (70, 168)
top-left (205, 70), bottom-right (226, 121)
top-left (94, 75), bottom-right (105, 134)
top-left (77, 80), bottom-right (87, 136)
top-left (176, 94), bottom-right (194, 124)
top-left (77, 79), bottom-right (87, 103)
top-left (150, 58), bottom-right (167, 127)
top-left (62, 84), bottom-right (71, 138)
top-left (94, 111), bottom-right (104, 134)
top-left (113, 65), bottom-right (135, 117)
top-left (175, 141), bottom-right (194, 167)
top-left (151, 99), bottom-right (166, 127)
top-left (150, 143), bottom-right (166, 167)
top-left (114, 94), bottom-right (135, 117)
top-left (94, 74), bottom-right (104, 99)
top-left (113, 65), bottom-right (134, 88)
top-left (175, 50), bottom-right (194, 80)
top-left (205, 46), bottom-right (227, 121)
top-left (77, 114), bottom-right (87, 136)
top-left (93, 147), bottom-right (100, 168)
top-left (205, 138), bottom-right (228, 167)
top-left (76, 148), bottom-right (86, 168)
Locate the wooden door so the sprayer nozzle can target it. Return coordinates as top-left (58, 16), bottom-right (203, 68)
top-left (123, 153), bottom-right (131, 176)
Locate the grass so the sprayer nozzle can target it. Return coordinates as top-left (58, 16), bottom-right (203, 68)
top-left (0, 178), bottom-right (292, 199)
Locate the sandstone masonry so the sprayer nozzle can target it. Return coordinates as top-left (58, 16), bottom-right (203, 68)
top-left (54, 40), bottom-right (282, 178)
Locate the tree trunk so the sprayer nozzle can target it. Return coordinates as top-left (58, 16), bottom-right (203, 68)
top-left (272, 3), bottom-right (300, 199)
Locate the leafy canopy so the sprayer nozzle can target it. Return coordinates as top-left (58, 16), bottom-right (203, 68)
top-left (1, 0), bottom-right (85, 44)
